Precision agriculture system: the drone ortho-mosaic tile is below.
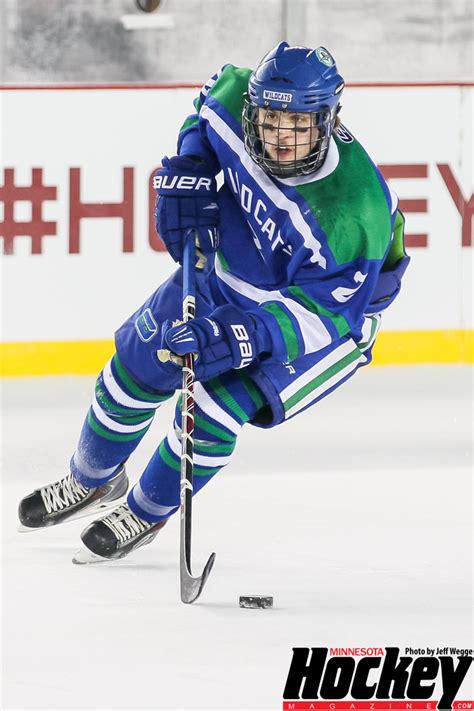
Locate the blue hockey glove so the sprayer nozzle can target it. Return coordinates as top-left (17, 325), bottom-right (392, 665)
top-left (154, 155), bottom-right (219, 264)
top-left (161, 305), bottom-right (272, 379)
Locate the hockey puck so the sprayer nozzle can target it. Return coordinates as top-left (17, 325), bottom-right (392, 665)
top-left (239, 595), bottom-right (273, 609)
top-left (136, 0), bottom-right (162, 12)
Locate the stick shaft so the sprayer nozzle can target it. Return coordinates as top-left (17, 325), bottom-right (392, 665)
top-left (180, 235), bottom-right (196, 570)
top-left (179, 232), bottom-right (216, 603)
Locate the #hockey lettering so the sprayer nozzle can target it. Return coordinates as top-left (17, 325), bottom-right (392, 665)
top-left (226, 168), bottom-right (286, 252)
top-left (283, 647), bottom-right (473, 710)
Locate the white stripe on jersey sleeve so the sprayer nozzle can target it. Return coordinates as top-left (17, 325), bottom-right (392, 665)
top-left (200, 104), bottom-right (327, 268)
top-left (199, 65), bottom-right (229, 104)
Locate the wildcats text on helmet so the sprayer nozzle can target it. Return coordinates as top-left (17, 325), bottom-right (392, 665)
top-left (263, 90), bottom-right (293, 103)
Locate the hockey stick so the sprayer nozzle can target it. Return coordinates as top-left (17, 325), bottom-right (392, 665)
top-left (179, 231), bottom-right (216, 603)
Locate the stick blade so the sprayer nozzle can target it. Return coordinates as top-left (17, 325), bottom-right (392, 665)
top-left (180, 552), bottom-right (216, 604)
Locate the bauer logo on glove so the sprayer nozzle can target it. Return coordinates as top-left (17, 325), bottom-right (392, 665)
top-left (160, 305), bottom-right (272, 380)
top-left (153, 174), bottom-right (213, 192)
top-left (229, 324), bottom-right (253, 368)
top-left (154, 155), bottom-right (220, 264)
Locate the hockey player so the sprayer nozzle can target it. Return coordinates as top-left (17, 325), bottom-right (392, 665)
top-left (19, 43), bottom-right (409, 562)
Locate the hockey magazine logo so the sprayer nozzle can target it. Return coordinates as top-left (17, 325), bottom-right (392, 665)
top-left (282, 646), bottom-right (473, 710)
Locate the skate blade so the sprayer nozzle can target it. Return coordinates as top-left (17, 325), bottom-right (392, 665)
top-left (17, 497), bottom-right (127, 534)
top-left (72, 547), bottom-right (110, 565)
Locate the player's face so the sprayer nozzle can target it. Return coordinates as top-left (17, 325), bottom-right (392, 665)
top-left (257, 108), bottom-right (319, 164)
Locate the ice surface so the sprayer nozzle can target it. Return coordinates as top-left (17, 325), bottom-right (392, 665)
top-left (1, 366), bottom-right (472, 710)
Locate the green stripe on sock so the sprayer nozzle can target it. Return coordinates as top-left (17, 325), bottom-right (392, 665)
top-left (194, 413), bottom-right (236, 443)
top-left (96, 382), bottom-right (154, 417)
top-left (288, 286), bottom-right (350, 339)
top-left (193, 440), bottom-right (235, 455)
top-left (262, 303), bottom-right (300, 361)
top-left (114, 411), bottom-right (154, 425)
top-left (88, 410), bottom-right (151, 442)
top-left (112, 354), bottom-right (171, 403)
top-left (284, 348), bottom-right (362, 412)
top-left (239, 372), bottom-right (266, 410)
top-left (193, 465), bottom-right (223, 477)
top-left (159, 441), bottom-right (221, 477)
top-left (207, 377), bottom-right (248, 424)
top-left (158, 442), bottom-right (181, 472)
top-left (177, 393), bottom-right (236, 443)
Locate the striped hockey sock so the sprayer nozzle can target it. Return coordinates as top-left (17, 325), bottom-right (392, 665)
top-left (128, 371), bottom-right (266, 522)
top-left (71, 354), bottom-right (174, 488)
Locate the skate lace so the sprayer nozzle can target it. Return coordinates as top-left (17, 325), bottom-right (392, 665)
top-left (41, 474), bottom-right (89, 514)
top-left (101, 505), bottom-right (152, 544)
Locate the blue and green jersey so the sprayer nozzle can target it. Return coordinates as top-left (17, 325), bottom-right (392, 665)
top-left (177, 65), bottom-right (407, 364)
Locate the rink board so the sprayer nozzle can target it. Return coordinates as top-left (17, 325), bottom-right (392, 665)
top-left (1, 329), bottom-right (473, 377)
top-left (1, 84), bottom-right (473, 374)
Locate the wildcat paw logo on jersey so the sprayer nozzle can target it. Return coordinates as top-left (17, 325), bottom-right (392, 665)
top-left (316, 47), bottom-right (335, 67)
top-left (135, 308), bottom-right (158, 342)
top-left (263, 90), bottom-right (294, 103)
top-left (282, 646), bottom-right (473, 711)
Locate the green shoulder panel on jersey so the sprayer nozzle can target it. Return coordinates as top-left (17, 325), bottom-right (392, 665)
top-left (207, 65), bottom-right (252, 123)
top-left (295, 133), bottom-right (392, 266)
top-left (179, 97), bottom-right (201, 133)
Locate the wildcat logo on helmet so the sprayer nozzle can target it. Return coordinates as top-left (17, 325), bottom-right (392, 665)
top-left (316, 46), bottom-right (335, 67)
top-left (263, 90), bottom-right (293, 103)
top-left (335, 123), bottom-right (354, 143)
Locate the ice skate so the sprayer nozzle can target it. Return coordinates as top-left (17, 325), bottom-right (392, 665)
top-left (72, 503), bottom-right (167, 564)
top-left (18, 466), bottom-right (129, 531)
